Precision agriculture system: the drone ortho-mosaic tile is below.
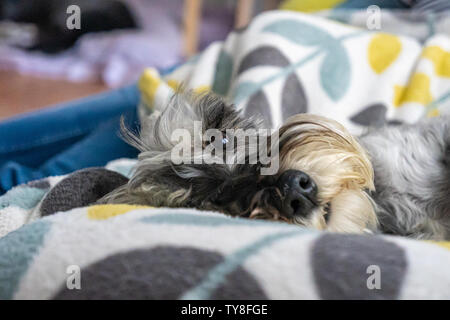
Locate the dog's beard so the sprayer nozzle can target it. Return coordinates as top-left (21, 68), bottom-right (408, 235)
top-left (248, 200), bottom-right (327, 229)
top-left (243, 185), bottom-right (327, 230)
top-left (247, 187), bottom-right (286, 220)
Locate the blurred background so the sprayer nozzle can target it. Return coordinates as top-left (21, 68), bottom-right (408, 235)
top-left (1, 0), bottom-right (443, 119)
top-left (0, 0), bottom-right (283, 119)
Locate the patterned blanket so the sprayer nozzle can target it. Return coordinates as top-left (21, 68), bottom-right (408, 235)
top-left (1, 201), bottom-right (450, 299)
top-left (138, 10), bottom-right (450, 134)
top-left (1, 10), bottom-right (450, 299)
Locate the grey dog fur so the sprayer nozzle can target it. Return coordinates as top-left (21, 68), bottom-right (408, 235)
top-left (103, 91), bottom-right (450, 240)
top-left (359, 116), bottom-right (450, 240)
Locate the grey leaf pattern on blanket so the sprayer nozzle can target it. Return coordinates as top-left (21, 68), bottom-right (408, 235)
top-left (312, 234), bottom-right (407, 299)
top-left (350, 103), bottom-right (404, 127)
top-left (237, 46), bottom-right (290, 74)
top-left (235, 45), bottom-right (308, 126)
top-left (282, 72), bottom-right (308, 121)
top-left (40, 168), bottom-right (128, 217)
top-left (53, 246), bottom-right (267, 300)
top-left (244, 90), bottom-right (273, 128)
top-left (350, 103), bottom-right (389, 127)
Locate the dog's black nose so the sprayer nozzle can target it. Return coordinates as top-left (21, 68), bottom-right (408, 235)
top-left (277, 170), bottom-right (318, 218)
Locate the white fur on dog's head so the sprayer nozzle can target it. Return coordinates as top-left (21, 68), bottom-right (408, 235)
top-left (278, 114), bottom-right (377, 233)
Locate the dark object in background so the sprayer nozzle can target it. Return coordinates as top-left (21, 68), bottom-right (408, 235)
top-left (0, 0), bottom-right (137, 53)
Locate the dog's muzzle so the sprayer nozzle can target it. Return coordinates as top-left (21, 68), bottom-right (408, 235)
top-left (277, 170), bottom-right (318, 219)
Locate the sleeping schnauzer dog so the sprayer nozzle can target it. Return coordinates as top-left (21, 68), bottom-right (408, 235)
top-left (103, 91), bottom-right (450, 240)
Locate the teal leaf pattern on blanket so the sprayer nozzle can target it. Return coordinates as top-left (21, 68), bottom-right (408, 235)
top-left (320, 42), bottom-right (351, 101)
top-left (0, 186), bottom-right (48, 210)
top-left (141, 212), bottom-right (266, 227)
top-left (232, 81), bottom-right (260, 104)
top-left (253, 19), bottom-right (354, 102)
top-left (212, 50), bottom-right (233, 96)
top-left (181, 230), bottom-right (301, 299)
top-left (263, 19), bottom-right (334, 47)
top-left (140, 212), bottom-right (307, 231)
top-left (0, 220), bottom-right (51, 299)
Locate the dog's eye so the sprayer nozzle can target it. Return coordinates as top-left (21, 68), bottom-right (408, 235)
top-left (204, 132), bottom-right (228, 147)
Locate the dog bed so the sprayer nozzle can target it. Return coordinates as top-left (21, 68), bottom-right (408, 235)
top-left (1, 10), bottom-right (450, 299)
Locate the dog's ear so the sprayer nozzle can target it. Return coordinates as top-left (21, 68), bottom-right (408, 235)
top-left (123, 91), bottom-right (201, 154)
top-left (101, 91), bottom-right (213, 207)
top-left (101, 91), bottom-right (199, 206)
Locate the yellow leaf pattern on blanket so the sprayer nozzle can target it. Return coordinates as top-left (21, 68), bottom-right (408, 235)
top-left (167, 79), bottom-right (180, 91)
top-left (88, 204), bottom-right (150, 220)
top-left (427, 108), bottom-right (440, 118)
top-left (280, 0), bottom-right (346, 13)
top-left (428, 241), bottom-right (450, 251)
top-left (393, 73), bottom-right (433, 107)
top-left (165, 79), bottom-right (209, 94)
top-left (422, 46), bottom-right (450, 77)
top-left (194, 85), bottom-right (211, 94)
top-left (368, 34), bottom-right (402, 74)
top-left (138, 68), bottom-right (161, 109)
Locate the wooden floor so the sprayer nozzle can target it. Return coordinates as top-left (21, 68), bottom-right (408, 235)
top-left (0, 70), bottom-right (108, 120)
